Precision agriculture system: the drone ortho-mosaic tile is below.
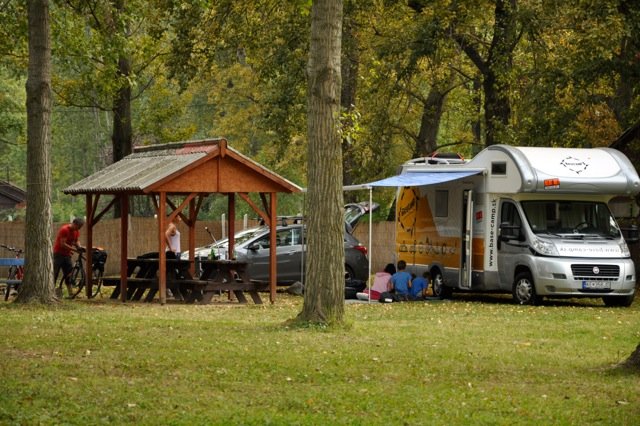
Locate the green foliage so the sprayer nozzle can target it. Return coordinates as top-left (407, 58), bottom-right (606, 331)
top-left (0, 2), bottom-right (27, 71)
top-left (50, 106), bottom-right (111, 221)
top-left (1, 1), bottom-right (639, 221)
top-left (0, 68), bottom-right (25, 149)
top-left (0, 296), bottom-right (638, 424)
top-left (0, 68), bottom-right (26, 193)
top-left (133, 72), bottom-right (198, 145)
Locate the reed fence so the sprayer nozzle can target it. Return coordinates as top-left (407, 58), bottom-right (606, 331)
top-left (0, 219), bottom-right (396, 276)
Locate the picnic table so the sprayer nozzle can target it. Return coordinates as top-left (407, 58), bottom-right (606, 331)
top-left (102, 257), bottom-right (266, 304)
top-left (182, 259), bottom-right (267, 304)
top-left (103, 257), bottom-right (192, 302)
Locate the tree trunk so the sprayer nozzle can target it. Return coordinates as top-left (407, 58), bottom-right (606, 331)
top-left (297, 0), bottom-right (345, 325)
top-left (482, 0), bottom-right (516, 146)
top-left (414, 88), bottom-right (446, 157)
top-left (111, 0), bottom-right (132, 218)
top-left (622, 342), bottom-right (640, 370)
top-left (111, 55), bottom-right (132, 219)
top-left (16, 0), bottom-right (55, 304)
top-left (471, 76), bottom-right (483, 155)
top-left (453, 0), bottom-right (518, 147)
top-left (483, 67), bottom-right (511, 147)
top-left (609, 1), bottom-right (640, 128)
top-left (112, 55), bottom-right (132, 164)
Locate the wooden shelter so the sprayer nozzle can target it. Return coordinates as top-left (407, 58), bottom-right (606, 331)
top-left (64, 138), bottom-right (302, 304)
top-left (0, 180), bottom-right (26, 210)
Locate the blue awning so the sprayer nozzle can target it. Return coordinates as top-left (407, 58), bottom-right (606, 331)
top-left (365, 170), bottom-right (482, 187)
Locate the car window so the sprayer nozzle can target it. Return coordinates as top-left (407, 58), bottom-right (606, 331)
top-left (236, 228), bottom-right (265, 244)
top-left (277, 229), bottom-right (294, 247)
top-left (344, 204), bottom-right (366, 229)
top-left (290, 228), bottom-right (305, 245)
top-left (252, 229), bottom-right (295, 248)
top-left (253, 234), bottom-right (270, 248)
top-left (216, 227), bottom-right (266, 247)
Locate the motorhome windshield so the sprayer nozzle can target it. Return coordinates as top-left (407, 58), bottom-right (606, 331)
top-left (521, 200), bottom-right (621, 238)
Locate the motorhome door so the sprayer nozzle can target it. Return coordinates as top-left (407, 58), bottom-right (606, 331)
top-left (497, 200), bottom-right (525, 288)
top-left (460, 189), bottom-right (473, 289)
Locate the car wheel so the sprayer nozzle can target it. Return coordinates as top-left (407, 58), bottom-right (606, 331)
top-left (431, 269), bottom-right (452, 299)
top-left (513, 272), bottom-right (540, 305)
top-left (344, 265), bottom-right (355, 281)
top-left (602, 294), bottom-right (635, 307)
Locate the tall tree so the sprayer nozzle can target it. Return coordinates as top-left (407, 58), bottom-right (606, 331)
top-left (54, 0), bottom-right (171, 216)
top-left (297, 0), bottom-right (345, 325)
top-left (16, 0), bottom-right (55, 303)
top-left (450, 0), bottom-right (522, 146)
top-left (611, 0), bottom-right (640, 127)
top-left (110, 0), bottom-right (132, 164)
top-left (54, 0), bottom-right (170, 159)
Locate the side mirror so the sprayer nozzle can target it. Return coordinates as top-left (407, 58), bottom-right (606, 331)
top-left (499, 222), bottom-right (522, 242)
top-left (247, 242), bottom-right (260, 251)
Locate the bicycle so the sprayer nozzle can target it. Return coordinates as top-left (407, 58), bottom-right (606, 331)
top-left (56, 247), bottom-right (108, 299)
top-left (1, 244), bottom-right (24, 301)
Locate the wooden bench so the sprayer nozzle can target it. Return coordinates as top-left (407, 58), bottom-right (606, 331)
top-left (178, 259), bottom-right (267, 304)
top-left (103, 257), bottom-right (191, 302)
top-left (0, 258), bottom-right (24, 300)
top-left (182, 279), bottom-right (269, 304)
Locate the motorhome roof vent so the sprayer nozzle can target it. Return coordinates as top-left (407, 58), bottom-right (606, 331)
top-left (405, 151), bottom-right (467, 166)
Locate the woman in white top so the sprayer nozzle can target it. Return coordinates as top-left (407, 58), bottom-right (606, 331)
top-left (165, 215), bottom-right (181, 258)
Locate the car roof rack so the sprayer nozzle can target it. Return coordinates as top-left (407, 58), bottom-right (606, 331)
top-left (258, 215), bottom-right (305, 226)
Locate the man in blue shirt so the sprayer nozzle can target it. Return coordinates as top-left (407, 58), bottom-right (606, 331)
top-left (390, 260), bottom-right (412, 301)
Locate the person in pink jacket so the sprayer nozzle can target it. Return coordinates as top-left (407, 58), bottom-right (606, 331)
top-left (356, 263), bottom-right (396, 301)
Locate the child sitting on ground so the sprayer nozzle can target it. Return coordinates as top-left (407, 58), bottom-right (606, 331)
top-left (390, 260), bottom-right (412, 301)
top-left (356, 263), bottom-right (396, 301)
top-left (409, 271), bottom-right (429, 300)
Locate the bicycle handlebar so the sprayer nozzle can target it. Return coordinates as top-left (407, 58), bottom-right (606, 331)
top-left (1, 244), bottom-right (23, 254)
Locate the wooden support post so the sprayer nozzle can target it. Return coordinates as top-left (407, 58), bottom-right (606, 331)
top-left (85, 194), bottom-right (94, 298)
top-left (159, 192), bottom-right (167, 305)
top-left (120, 195), bottom-right (129, 302)
top-left (189, 197), bottom-right (196, 277)
top-left (228, 193), bottom-right (236, 259)
top-left (269, 192), bottom-right (277, 304)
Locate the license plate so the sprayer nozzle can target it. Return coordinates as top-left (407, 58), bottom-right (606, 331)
top-left (582, 281), bottom-right (610, 290)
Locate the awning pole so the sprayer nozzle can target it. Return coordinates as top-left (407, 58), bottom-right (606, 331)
top-left (368, 186), bottom-right (372, 304)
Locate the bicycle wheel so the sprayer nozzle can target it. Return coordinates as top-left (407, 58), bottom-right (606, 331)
top-left (58, 265), bottom-right (85, 299)
top-left (4, 266), bottom-right (16, 301)
top-left (90, 266), bottom-right (103, 298)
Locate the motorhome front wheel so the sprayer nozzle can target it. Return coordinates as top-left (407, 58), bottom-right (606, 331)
top-left (513, 272), bottom-right (541, 305)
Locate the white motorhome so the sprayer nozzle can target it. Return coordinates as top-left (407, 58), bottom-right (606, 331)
top-left (393, 145), bottom-right (639, 306)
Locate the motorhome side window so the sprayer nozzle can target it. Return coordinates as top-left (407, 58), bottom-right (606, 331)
top-left (435, 190), bottom-right (448, 217)
top-left (491, 162), bottom-right (507, 175)
top-left (501, 202), bottom-right (522, 228)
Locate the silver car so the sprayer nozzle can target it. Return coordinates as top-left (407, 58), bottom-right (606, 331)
top-left (183, 203), bottom-right (377, 284)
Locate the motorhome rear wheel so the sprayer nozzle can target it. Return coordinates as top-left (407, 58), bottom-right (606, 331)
top-left (431, 269), bottom-right (452, 299)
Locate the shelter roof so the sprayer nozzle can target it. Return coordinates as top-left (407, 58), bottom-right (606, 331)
top-left (0, 180), bottom-right (26, 209)
top-left (63, 138), bottom-right (302, 195)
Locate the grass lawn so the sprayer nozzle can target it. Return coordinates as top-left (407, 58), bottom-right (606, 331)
top-left (1, 293), bottom-right (639, 425)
